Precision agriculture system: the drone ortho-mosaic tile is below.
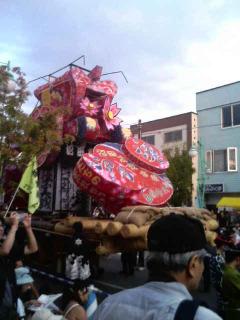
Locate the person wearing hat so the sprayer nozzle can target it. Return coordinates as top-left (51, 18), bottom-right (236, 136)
top-left (15, 266), bottom-right (34, 287)
top-left (15, 265), bottom-right (39, 300)
top-left (222, 248), bottom-right (240, 320)
top-left (93, 213), bottom-right (222, 320)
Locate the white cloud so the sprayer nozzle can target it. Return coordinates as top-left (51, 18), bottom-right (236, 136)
top-left (208, 0), bottom-right (226, 9)
top-left (119, 19), bottom-right (240, 125)
top-left (100, 6), bottom-right (144, 31)
top-left (186, 20), bottom-right (240, 88)
top-left (7, 1), bottom-right (240, 128)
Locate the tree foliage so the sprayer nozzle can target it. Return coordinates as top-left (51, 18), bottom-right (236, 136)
top-left (0, 66), bottom-right (29, 164)
top-left (0, 65), bottom-right (69, 174)
top-left (165, 147), bottom-right (195, 206)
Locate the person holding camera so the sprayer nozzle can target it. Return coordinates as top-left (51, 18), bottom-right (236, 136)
top-left (0, 212), bottom-right (38, 319)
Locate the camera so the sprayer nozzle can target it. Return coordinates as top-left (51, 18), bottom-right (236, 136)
top-left (18, 213), bottom-right (27, 222)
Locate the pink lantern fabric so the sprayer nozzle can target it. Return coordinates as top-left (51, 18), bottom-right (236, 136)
top-left (123, 137), bottom-right (169, 174)
top-left (32, 65), bottom-right (127, 167)
top-left (73, 140), bottom-right (173, 212)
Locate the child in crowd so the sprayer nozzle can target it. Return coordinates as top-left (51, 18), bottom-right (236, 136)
top-left (15, 261), bottom-right (40, 318)
top-left (62, 279), bottom-right (98, 320)
top-left (15, 261), bottom-right (39, 302)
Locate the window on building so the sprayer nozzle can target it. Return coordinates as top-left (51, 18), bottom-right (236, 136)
top-left (206, 151), bottom-right (212, 173)
top-left (142, 135), bottom-right (155, 145)
top-left (228, 147), bottom-right (237, 171)
top-left (211, 147), bottom-right (238, 172)
top-left (164, 130), bottom-right (182, 143)
top-left (213, 150), bottom-right (227, 172)
top-left (233, 104), bottom-right (240, 126)
top-left (222, 104), bottom-right (240, 128)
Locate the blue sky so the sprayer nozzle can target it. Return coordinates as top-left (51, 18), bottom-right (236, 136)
top-left (1, 0), bottom-right (240, 126)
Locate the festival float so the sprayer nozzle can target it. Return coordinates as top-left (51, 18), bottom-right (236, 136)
top-left (4, 64), bottom-right (218, 273)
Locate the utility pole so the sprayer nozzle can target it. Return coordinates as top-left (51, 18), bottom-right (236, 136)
top-left (137, 119), bottom-right (142, 139)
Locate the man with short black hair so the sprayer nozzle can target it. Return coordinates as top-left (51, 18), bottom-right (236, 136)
top-left (93, 213), bottom-right (222, 320)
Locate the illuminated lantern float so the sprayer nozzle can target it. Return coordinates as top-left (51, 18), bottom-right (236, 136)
top-left (73, 138), bottom-right (173, 213)
top-left (32, 65), bottom-right (131, 157)
top-left (32, 65), bottom-right (173, 213)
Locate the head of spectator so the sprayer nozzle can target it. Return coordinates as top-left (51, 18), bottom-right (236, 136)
top-left (15, 266), bottom-right (35, 302)
top-left (225, 248), bottom-right (240, 267)
top-left (215, 236), bottom-right (230, 252)
top-left (73, 222), bottom-right (84, 236)
top-left (147, 213), bottom-right (209, 291)
top-left (73, 279), bottom-right (90, 304)
top-left (72, 222), bottom-right (85, 245)
top-left (15, 266), bottom-right (33, 286)
top-left (62, 279), bottom-right (89, 309)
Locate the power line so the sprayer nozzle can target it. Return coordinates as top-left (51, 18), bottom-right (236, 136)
top-left (128, 121), bottom-right (234, 134)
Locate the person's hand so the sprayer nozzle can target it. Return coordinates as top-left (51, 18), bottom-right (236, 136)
top-left (29, 300), bottom-right (42, 307)
top-left (23, 214), bottom-right (32, 230)
top-left (9, 212), bottom-right (19, 229)
top-left (25, 300), bottom-right (42, 307)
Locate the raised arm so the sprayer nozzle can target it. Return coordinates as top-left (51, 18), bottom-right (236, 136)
top-left (23, 214), bottom-right (38, 255)
top-left (0, 213), bottom-right (19, 256)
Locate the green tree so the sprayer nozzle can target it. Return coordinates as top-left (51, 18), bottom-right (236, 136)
top-left (0, 66), bottom-right (30, 170)
top-left (0, 65), bottom-right (69, 196)
top-left (165, 147), bottom-right (195, 206)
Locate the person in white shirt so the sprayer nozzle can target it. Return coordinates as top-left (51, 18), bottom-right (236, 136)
top-left (93, 213), bottom-right (222, 320)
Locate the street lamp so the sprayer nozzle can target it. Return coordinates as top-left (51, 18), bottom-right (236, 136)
top-left (189, 140), bottom-right (206, 208)
top-left (137, 119), bottom-right (142, 139)
top-left (188, 144), bottom-right (198, 157)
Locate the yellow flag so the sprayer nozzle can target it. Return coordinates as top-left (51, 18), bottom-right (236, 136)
top-left (19, 156), bottom-right (40, 214)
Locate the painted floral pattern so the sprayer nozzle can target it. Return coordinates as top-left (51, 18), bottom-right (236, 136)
top-left (102, 97), bottom-right (122, 130)
top-left (77, 97), bottom-right (101, 117)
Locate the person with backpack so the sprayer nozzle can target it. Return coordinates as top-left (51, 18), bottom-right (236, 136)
top-left (93, 213), bottom-right (222, 320)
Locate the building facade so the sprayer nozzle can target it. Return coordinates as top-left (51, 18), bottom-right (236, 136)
top-left (130, 112), bottom-right (198, 205)
top-left (196, 81), bottom-right (240, 209)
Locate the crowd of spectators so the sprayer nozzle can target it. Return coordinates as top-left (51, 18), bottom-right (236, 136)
top-left (2, 210), bottom-right (240, 319)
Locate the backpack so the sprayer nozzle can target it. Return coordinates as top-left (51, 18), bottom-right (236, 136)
top-left (174, 299), bottom-right (208, 320)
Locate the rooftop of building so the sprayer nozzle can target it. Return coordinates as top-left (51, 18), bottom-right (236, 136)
top-left (130, 111), bottom-right (197, 131)
top-left (196, 80), bottom-right (240, 94)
